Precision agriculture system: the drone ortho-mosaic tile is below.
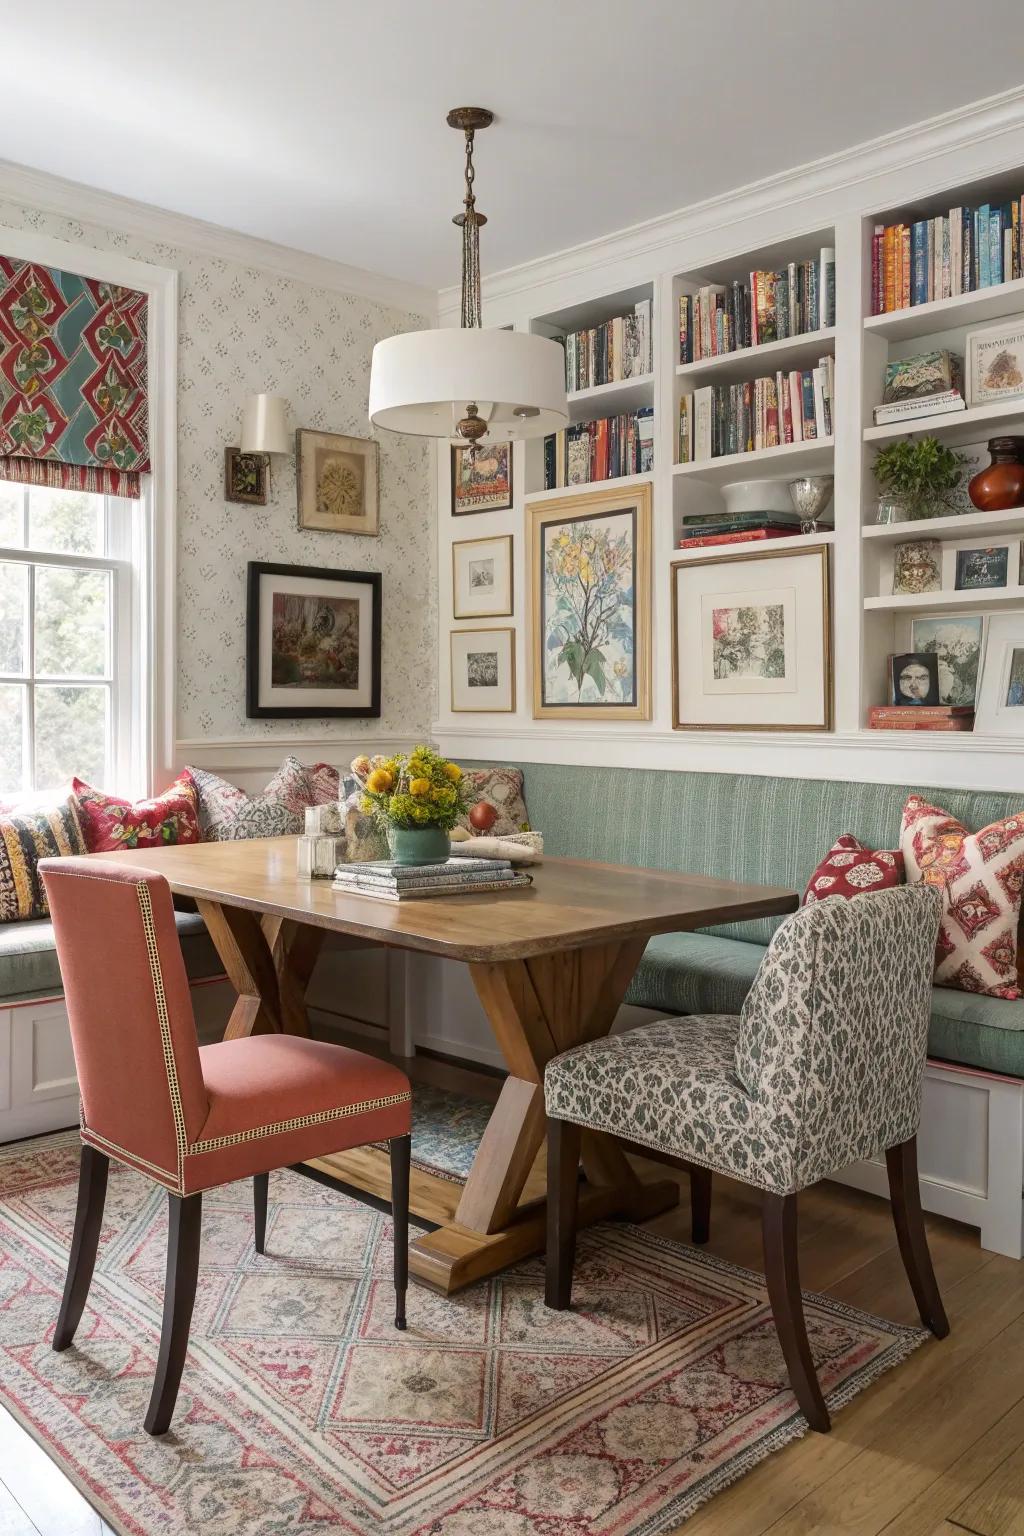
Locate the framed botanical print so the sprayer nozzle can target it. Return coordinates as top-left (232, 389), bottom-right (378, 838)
top-left (452, 534), bottom-right (513, 619)
top-left (296, 429), bottom-right (380, 536)
top-left (246, 561), bottom-right (381, 718)
top-left (450, 627), bottom-right (515, 712)
top-left (224, 447), bottom-right (268, 505)
top-left (451, 441), bottom-right (513, 515)
top-left (672, 544), bottom-right (832, 731)
top-left (529, 483), bottom-right (652, 719)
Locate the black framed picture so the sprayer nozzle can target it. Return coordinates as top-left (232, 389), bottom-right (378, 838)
top-left (246, 561), bottom-right (381, 718)
top-left (890, 651), bottom-right (940, 707)
top-left (954, 545), bottom-right (1009, 591)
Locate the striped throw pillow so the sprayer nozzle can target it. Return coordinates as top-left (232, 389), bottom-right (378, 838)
top-left (0, 799), bottom-right (87, 921)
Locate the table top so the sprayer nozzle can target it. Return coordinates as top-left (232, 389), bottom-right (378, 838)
top-left (90, 839), bottom-right (798, 963)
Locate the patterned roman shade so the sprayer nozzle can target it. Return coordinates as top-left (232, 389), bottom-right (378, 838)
top-left (0, 255), bottom-right (150, 498)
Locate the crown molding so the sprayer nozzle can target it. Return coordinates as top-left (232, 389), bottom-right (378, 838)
top-left (0, 158), bottom-right (436, 319)
top-left (439, 84), bottom-right (1024, 317)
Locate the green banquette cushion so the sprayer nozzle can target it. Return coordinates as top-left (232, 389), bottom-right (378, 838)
top-left (0, 911), bottom-right (224, 1006)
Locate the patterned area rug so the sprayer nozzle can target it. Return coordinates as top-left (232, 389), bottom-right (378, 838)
top-left (0, 1133), bottom-right (926, 1536)
top-left (374, 1082), bottom-right (494, 1182)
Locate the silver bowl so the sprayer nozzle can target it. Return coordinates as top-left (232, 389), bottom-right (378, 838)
top-left (788, 476), bottom-right (834, 533)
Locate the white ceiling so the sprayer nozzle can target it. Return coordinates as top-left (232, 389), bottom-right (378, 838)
top-left (4, 0), bottom-right (1023, 292)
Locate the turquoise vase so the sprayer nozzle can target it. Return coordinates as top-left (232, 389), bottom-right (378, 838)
top-left (388, 824), bottom-right (451, 867)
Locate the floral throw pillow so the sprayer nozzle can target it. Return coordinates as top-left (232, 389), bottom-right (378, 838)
top-left (186, 757), bottom-right (341, 841)
top-left (803, 834), bottom-right (904, 904)
top-left (901, 794), bottom-right (1024, 999)
top-left (73, 774), bottom-right (201, 852)
top-left (0, 798), bottom-right (87, 921)
top-left (458, 768), bottom-right (530, 838)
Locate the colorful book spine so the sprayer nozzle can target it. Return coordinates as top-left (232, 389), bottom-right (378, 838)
top-left (679, 528), bottom-right (797, 549)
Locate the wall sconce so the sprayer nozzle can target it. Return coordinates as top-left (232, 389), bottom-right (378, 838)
top-left (225, 395), bottom-right (291, 506)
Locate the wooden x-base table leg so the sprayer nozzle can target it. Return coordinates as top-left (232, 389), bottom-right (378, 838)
top-left (197, 901), bottom-right (325, 1040)
top-left (408, 937), bottom-right (679, 1294)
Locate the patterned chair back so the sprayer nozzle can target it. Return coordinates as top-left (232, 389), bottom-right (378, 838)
top-left (734, 886), bottom-right (942, 1186)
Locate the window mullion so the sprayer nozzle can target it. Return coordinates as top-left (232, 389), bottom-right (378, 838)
top-left (26, 562), bottom-right (35, 791)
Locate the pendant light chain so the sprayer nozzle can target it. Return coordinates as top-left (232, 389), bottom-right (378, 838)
top-left (459, 127), bottom-right (483, 330)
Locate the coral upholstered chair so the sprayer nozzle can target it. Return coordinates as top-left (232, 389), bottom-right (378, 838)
top-left (40, 858), bottom-right (412, 1436)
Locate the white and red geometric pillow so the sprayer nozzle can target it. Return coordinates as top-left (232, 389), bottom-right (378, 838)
top-left (185, 757), bottom-right (341, 841)
top-left (803, 834), bottom-right (905, 905)
top-left (900, 794), bottom-right (1024, 1000)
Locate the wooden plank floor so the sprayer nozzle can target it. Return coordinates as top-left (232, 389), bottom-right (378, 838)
top-left (2, 1044), bottom-right (1023, 1536)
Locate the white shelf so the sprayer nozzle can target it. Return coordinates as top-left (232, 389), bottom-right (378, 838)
top-left (566, 373), bottom-right (654, 424)
top-left (864, 276), bottom-right (1024, 343)
top-left (671, 530), bottom-right (834, 561)
top-left (863, 507), bottom-right (1024, 543)
top-left (864, 396), bottom-right (1024, 448)
top-left (864, 587), bottom-right (1024, 613)
top-left (673, 436), bottom-right (834, 486)
top-left (524, 472), bottom-right (653, 505)
top-left (676, 329), bottom-right (835, 385)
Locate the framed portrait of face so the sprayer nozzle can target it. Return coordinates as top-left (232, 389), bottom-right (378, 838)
top-left (890, 651), bottom-right (940, 707)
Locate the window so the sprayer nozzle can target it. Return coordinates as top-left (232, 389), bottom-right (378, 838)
top-left (0, 485), bottom-right (148, 797)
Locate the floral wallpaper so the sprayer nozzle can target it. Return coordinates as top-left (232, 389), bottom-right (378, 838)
top-left (0, 196), bottom-right (435, 744)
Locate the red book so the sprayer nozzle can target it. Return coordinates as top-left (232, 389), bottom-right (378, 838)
top-left (679, 528), bottom-right (796, 549)
top-left (870, 705), bottom-right (974, 719)
top-left (868, 718), bottom-right (974, 732)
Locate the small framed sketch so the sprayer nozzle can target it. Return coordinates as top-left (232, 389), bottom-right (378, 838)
top-left (890, 651), bottom-right (940, 706)
top-left (450, 627), bottom-right (515, 712)
top-left (296, 429), bottom-right (380, 536)
top-left (451, 442), bottom-right (513, 515)
top-left (452, 535), bottom-right (513, 619)
top-left (966, 319), bottom-right (1024, 408)
top-left (246, 561), bottom-right (381, 718)
top-left (975, 613), bottom-right (1024, 734)
top-left (224, 447), bottom-right (268, 505)
top-left (911, 614), bottom-right (984, 706)
top-left (892, 539), bottom-right (942, 595)
top-left (672, 544), bottom-right (832, 731)
top-left (529, 483), bottom-right (652, 719)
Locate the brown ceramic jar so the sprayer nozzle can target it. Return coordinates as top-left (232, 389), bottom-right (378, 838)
top-left (968, 437), bottom-right (1024, 512)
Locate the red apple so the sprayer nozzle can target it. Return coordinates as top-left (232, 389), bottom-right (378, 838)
top-left (469, 800), bottom-right (498, 834)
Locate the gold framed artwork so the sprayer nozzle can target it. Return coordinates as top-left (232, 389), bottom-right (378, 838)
top-left (296, 429), bottom-right (380, 536)
top-left (528, 483), bottom-right (652, 720)
top-left (451, 442), bottom-right (513, 515)
top-left (224, 447), bottom-right (268, 505)
top-left (452, 535), bottom-right (513, 619)
top-left (450, 626), bottom-right (516, 712)
top-left (671, 544), bottom-right (832, 731)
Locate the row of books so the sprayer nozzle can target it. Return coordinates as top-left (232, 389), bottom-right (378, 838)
top-left (871, 200), bottom-right (1024, 314)
top-left (543, 407), bottom-right (654, 489)
top-left (332, 857), bottom-right (532, 903)
top-left (678, 510), bottom-right (808, 550)
top-left (678, 356), bottom-right (834, 463)
top-left (867, 704), bottom-right (974, 733)
top-left (560, 299), bottom-right (653, 392)
top-left (678, 248), bottom-right (835, 363)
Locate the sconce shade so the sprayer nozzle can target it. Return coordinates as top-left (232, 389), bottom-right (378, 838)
top-left (241, 394), bottom-right (290, 454)
top-left (368, 328), bottom-right (568, 441)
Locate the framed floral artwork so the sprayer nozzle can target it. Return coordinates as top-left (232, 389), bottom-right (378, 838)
top-left (672, 544), bottom-right (832, 731)
top-left (246, 561), bottom-right (381, 718)
top-left (452, 534), bottom-right (513, 619)
top-left (450, 627), bottom-right (515, 712)
top-left (296, 429), bottom-right (380, 536)
top-left (224, 447), bottom-right (268, 505)
top-left (451, 442), bottom-right (513, 515)
top-left (529, 483), bottom-right (651, 719)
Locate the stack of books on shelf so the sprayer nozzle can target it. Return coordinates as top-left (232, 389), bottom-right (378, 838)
top-left (332, 857), bottom-right (532, 903)
top-left (678, 248), bottom-right (834, 362)
top-left (561, 299), bottom-right (653, 391)
top-left (678, 510), bottom-right (807, 550)
top-left (543, 406), bottom-right (654, 489)
top-left (679, 356), bottom-right (833, 463)
top-left (871, 198), bottom-right (1024, 314)
top-left (873, 349), bottom-right (965, 426)
top-left (867, 705), bottom-right (975, 733)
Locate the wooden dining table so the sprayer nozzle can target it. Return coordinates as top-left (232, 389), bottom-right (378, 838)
top-left (107, 838), bottom-right (797, 1293)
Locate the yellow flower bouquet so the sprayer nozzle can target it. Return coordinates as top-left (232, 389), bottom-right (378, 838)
top-left (350, 746), bottom-right (469, 866)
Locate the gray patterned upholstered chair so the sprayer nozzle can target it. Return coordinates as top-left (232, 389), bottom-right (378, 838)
top-left (544, 885), bottom-right (948, 1433)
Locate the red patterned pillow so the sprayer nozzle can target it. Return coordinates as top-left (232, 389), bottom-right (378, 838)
top-left (72, 775), bottom-right (201, 853)
top-left (803, 834), bottom-right (905, 904)
top-left (900, 795), bottom-right (1024, 999)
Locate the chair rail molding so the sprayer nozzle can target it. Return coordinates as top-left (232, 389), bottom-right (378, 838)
top-left (175, 735), bottom-right (421, 776)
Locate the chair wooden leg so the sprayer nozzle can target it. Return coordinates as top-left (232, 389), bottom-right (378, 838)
top-left (545, 1117), bottom-right (582, 1310)
top-left (886, 1136), bottom-right (949, 1339)
top-left (144, 1192), bottom-right (202, 1436)
top-left (391, 1134), bottom-right (410, 1330)
top-left (690, 1165), bottom-right (711, 1244)
top-left (53, 1145), bottom-right (109, 1352)
top-left (762, 1192), bottom-right (830, 1433)
top-left (253, 1172), bottom-right (269, 1255)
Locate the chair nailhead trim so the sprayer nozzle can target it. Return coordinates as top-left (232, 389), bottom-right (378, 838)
top-left (136, 881), bottom-right (189, 1193)
top-left (187, 1091), bottom-right (412, 1155)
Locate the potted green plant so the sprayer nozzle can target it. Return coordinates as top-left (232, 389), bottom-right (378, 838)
top-left (351, 745), bottom-right (468, 865)
top-left (873, 437), bottom-right (968, 522)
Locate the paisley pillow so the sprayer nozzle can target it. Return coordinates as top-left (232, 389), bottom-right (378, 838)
top-left (803, 835), bottom-right (904, 905)
top-left (186, 757), bottom-right (341, 841)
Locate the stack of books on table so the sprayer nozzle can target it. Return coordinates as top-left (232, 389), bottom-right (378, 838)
top-left (678, 511), bottom-right (807, 549)
top-left (331, 857), bottom-right (533, 902)
top-left (867, 705), bottom-right (975, 732)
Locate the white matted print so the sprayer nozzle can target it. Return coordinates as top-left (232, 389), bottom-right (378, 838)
top-left (975, 613), bottom-right (1024, 734)
top-left (450, 627), bottom-right (516, 713)
top-left (246, 562), bottom-right (381, 718)
top-left (673, 545), bottom-right (831, 730)
top-left (452, 535), bottom-right (513, 619)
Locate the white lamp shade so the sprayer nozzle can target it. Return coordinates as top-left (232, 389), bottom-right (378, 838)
top-left (241, 394), bottom-right (290, 454)
top-left (368, 328), bottom-right (568, 441)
